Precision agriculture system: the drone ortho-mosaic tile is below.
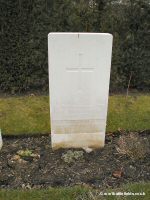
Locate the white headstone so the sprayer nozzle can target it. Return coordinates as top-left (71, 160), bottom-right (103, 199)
top-left (48, 32), bottom-right (113, 150)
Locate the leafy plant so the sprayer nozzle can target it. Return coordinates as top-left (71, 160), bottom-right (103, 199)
top-left (61, 150), bottom-right (84, 164)
top-left (17, 149), bottom-right (33, 157)
top-left (0, 0), bottom-right (149, 94)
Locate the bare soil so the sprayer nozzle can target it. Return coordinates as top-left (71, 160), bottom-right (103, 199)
top-left (0, 131), bottom-right (149, 189)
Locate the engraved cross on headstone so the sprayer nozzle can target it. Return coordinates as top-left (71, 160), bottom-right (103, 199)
top-left (66, 53), bottom-right (94, 73)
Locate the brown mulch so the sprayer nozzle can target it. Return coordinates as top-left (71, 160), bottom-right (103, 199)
top-left (0, 131), bottom-right (149, 189)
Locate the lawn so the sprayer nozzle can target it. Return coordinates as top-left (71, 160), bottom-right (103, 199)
top-left (0, 95), bottom-right (50, 135)
top-left (0, 182), bottom-right (149, 200)
top-left (0, 94), bottom-right (150, 135)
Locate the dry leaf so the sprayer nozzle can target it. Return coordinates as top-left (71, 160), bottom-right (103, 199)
top-left (112, 168), bottom-right (123, 178)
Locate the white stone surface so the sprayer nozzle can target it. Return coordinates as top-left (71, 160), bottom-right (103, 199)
top-left (48, 32), bottom-right (113, 149)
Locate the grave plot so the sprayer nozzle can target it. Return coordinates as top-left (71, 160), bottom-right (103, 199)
top-left (0, 130), bottom-right (149, 189)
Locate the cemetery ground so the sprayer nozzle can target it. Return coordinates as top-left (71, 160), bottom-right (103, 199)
top-left (0, 93), bottom-right (150, 199)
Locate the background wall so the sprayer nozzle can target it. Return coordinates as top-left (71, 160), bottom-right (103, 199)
top-left (0, 0), bottom-right (149, 94)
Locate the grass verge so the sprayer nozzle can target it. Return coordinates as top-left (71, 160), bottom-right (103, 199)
top-left (0, 96), bottom-right (50, 135)
top-left (0, 94), bottom-right (150, 135)
top-left (0, 182), bottom-right (149, 200)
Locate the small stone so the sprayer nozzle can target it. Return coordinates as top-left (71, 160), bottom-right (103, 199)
top-left (18, 159), bottom-right (28, 164)
top-left (11, 155), bottom-right (20, 161)
top-left (31, 153), bottom-right (40, 159)
top-left (83, 147), bottom-right (93, 153)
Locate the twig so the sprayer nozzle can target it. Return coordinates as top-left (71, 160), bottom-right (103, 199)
top-left (126, 71), bottom-right (132, 98)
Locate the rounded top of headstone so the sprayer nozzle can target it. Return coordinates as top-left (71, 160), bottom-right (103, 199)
top-left (48, 32), bottom-right (113, 38)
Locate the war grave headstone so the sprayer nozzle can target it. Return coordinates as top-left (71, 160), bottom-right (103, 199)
top-left (48, 32), bottom-right (113, 149)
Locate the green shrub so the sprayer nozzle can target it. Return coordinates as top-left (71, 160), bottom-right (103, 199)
top-left (0, 0), bottom-right (149, 93)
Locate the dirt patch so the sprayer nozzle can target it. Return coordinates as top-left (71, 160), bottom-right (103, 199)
top-left (0, 131), bottom-right (149, 189)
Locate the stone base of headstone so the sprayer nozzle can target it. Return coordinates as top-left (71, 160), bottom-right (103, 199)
top-left (51, 132), bottom-right (105, 150)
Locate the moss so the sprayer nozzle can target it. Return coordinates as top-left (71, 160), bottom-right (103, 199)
top-left (61, 150), bottom-right (84, 164)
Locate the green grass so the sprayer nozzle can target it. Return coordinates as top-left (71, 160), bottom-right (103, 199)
top-left (107, 94), bottom-right (150, 132)
top-left (117, 182), bottom-right (150, 200)
top-left (0, 182), bottom-right (149, 200)
top-left (0, 186), bottom-right (86, 200)
top-left (84, 182), bottom-right (150, 200)
top-left (0, 96), bottom-right (50, 135)
top-left (0, 94), bottom-right (150, 135)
